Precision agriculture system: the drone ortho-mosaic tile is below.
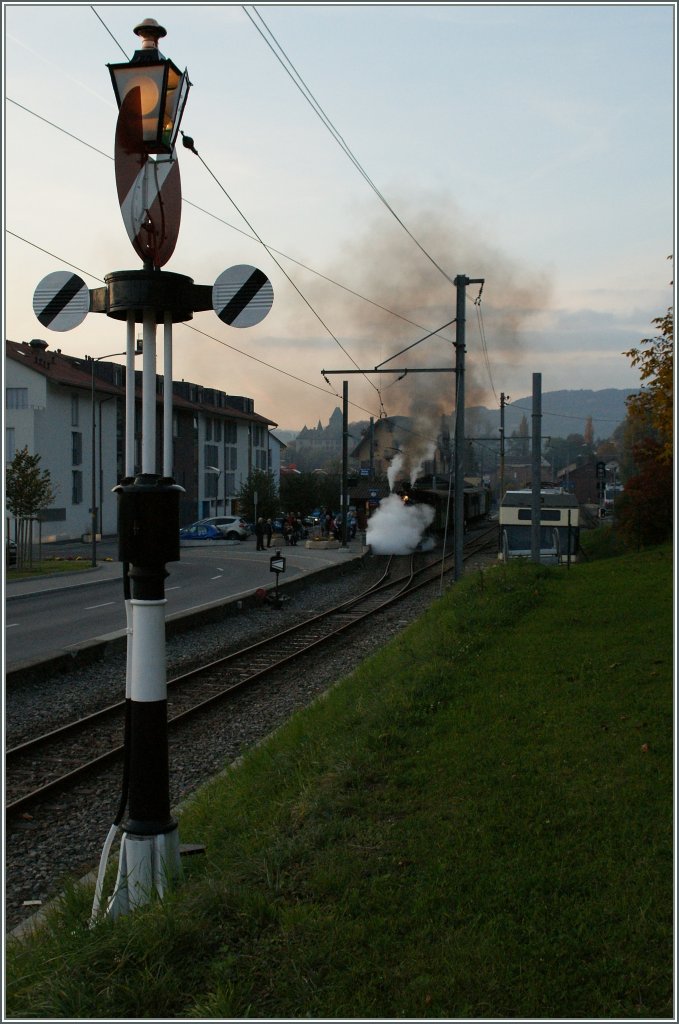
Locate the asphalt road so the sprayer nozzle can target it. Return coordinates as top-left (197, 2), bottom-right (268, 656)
top-left (5, 537), bottom-right (362, 671)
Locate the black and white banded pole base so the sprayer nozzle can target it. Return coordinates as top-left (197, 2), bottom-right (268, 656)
top-left (106, 474), bottom-right (184, 919)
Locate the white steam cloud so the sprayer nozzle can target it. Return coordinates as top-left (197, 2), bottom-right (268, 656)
top-left (366, 494), bottom-right (435, 555)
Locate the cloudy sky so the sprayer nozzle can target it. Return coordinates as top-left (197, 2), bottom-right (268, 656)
top-left (3, 3), bottom-right (674, 431)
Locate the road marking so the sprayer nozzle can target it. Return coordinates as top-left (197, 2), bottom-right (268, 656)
top-left (84, 601), bottom-right (116, 610)
top-left (6, 623), bottom-right (19, 628)
top-left (166, 586), bottom-right (181, 592)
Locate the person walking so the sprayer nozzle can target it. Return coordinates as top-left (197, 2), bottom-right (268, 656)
top-left (265, 518), bottom-right (273, 548)
top-left (255, 517), bottom-right (265, 551)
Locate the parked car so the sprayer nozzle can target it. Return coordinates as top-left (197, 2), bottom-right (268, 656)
top-left (179, 522), bottom-right (224, 541)
top-left (193, 516), bottom-right (250, 540)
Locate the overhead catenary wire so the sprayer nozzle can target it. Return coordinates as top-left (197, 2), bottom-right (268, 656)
top-left (7, 95), bottom-right (453, 346)
top-left (180, 131), bottom-right (385, 409)
top-left (90, 4), bottom-right (129, 60)
top-left (11, 7), bottom-right (498, 433)
top-left (243, 4), bottom-right (458, 289)
top-left (6, 229), bottom-right (380, 421)
top-left (473, 284), bottom-right (498, 405)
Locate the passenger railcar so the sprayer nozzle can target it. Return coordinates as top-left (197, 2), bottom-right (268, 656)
top-left (499, 489), bottom-right (579, 564)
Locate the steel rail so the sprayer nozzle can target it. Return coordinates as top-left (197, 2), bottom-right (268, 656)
top-left (6, 528), bottom-right (497, 816)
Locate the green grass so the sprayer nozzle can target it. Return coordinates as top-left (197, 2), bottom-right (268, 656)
top-left (5, 557), bottom-right (107, 580)
top-left (5, 546), bottom-right (673, 1018)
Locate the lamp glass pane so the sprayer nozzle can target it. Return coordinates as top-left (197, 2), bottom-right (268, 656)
top-left (163, 68), bottom-right (190, 149)
top-left (112, 64), bottom-right (166, 146)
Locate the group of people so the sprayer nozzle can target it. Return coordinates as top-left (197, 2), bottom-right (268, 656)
top-left (254, 508), bottom-right (358, 551)
top-left (254, 513), bottom-right (305, 551)
top-left (281, 513), bottom-right (304, 546)
top-left (320, 508), bottom-right (357, 541)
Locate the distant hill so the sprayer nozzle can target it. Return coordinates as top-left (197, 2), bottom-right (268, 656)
top-left (279, 389), bottom-right (636, 447)
top-left (467, 388), bottom-right (636, 441)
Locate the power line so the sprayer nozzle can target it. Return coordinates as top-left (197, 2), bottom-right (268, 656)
top-left (180, 130), bottom-right (384, 408)
top-left (5, 229), bottom-right (381, 421)
top-left (6, 96), bottom-right (455, 346)
top-left (243, 4), bottom-right (457, 287)
top-left (8, 0), bottom-right (471, 426)
top-left (90, 4), bottom-right (129, 60)
top-left (473, 286), bottom-right (498, 405)
top-left (6, 231), bottom-right (105, 283)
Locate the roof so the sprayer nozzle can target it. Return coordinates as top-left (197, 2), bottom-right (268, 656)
top-left (501, 489), bottom-right (579, 508)
top-left (5, 338), bottom-right (276, 426)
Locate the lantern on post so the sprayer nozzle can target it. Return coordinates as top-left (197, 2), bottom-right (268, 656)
top-left (108, 19), bottom-right (190, 154)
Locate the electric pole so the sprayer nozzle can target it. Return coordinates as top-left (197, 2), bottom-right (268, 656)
top-left (453, 274), bottom-right (484, 581)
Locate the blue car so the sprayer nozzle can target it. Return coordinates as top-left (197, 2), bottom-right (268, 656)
top-left (179, 522), bottom-right (223, 540)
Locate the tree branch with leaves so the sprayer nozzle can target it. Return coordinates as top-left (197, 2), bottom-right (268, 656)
top-left (5, 447), bottom-right (56, 569)
top-left (623, 258), bottom-right (673, 464)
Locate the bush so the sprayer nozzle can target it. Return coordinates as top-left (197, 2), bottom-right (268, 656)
top-left (579, 524), bottom-right (628, 560)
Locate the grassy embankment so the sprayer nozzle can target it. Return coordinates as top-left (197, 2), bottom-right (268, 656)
top-left (5, 546), bottom-right (673, 1019)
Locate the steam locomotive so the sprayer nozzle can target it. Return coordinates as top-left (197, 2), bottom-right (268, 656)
top-left (395, 480), bottom-right (491, 532)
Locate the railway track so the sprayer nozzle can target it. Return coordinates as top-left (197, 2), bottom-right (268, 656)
top-left (6, 526), bottom-right (497, 818)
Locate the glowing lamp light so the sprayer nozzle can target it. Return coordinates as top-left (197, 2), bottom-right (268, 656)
top-left (108, 18), bottom-right (190, 154)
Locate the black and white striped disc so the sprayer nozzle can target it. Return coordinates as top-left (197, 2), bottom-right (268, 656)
top-left (33, 272), bottom-right (89, 331)
top-left (212, 265), bottom-right (273, 328)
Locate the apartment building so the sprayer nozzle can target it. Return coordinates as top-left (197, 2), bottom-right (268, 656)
top-left (5, 338), bottom-right (280, 541)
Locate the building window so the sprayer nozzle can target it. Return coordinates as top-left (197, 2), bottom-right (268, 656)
top-left (225, 446), bottom-right (238, 471)
top-left (72, 431), bottom-right (83, 465)
top-left (205, 418), bottom-right (213, 441)
top-left (224, 472), bottom-right (236, 496)
top-left (71, 394), bottom-right (79, 425)
top-left (6, 387), bottom-right (28, 410)
top-left (6, 427), bottom-right (16, 462)
top-left (72, 470), bottom-right (83, 504)
top-left (205, 472), bottom-right (219, 498)
top-left (205, 444), bottom-right (219, 466)
top-left (213, 419), bottom-right (222, 442)
top-left (224, 420), bottom-right (237, 444)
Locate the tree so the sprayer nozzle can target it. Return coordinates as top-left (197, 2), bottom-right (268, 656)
top-left (623, 260), bottom-right (673, 465)
top-left (583, 416), bottom-right (594, 446)
top-left (614, 265), bottom-right (674, 547)
top-left (236, 469), bottom-right (279, 523)
top-left (279, 471), bottom-right (320, 516)
top-left (615, 437), bottom-right (672, 548)
top-left (5, 447), bottom-right (56, 569)
top-left (511, 415), bottom-right (529, 458)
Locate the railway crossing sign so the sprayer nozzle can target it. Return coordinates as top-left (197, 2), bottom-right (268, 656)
top-left (270, 552), bottom-right (286, 574)
top-left (213, 265), bottom-right (274, 327)
top-left (33, 272), bottom-right (90, 331)
top-left (114, 86), bottom-right (182, 268)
